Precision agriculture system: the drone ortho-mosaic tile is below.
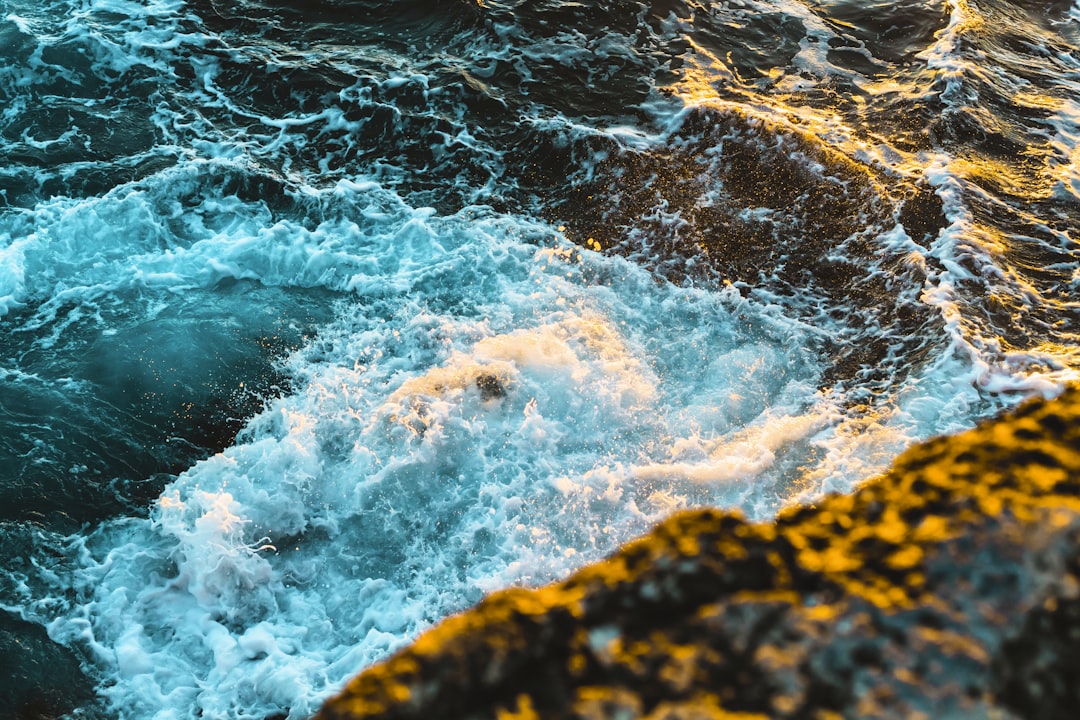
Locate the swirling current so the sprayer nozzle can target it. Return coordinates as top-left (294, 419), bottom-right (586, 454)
top-left (0, 0), bottom-right (1078, 717)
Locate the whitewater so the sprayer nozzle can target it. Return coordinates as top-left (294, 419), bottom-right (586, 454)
top-left (1, 0), bottom-right (1078, 717)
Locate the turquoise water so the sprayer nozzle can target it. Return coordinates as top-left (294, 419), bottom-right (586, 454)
top-left (1, 0), bottom-right (1078, 716)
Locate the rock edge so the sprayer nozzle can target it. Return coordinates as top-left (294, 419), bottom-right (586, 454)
top-left (317, 384), bottom-right (1080, 720)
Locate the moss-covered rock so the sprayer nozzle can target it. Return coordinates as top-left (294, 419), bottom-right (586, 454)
top-left (317, 384), bottom-right (1080, 720)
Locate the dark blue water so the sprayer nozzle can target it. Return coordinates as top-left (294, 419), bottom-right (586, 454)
top-left (1, 0), bottom-right (1078, 716)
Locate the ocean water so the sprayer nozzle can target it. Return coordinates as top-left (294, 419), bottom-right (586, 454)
top-left (0, 0), bottom-right (1078, 716)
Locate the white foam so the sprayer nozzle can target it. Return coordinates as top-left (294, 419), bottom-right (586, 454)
top-left (3, 1), bottom-right (1077, 717)
top-left (1047, 95), bottom-right (1080, 203)
top-left (0, 169), bottom-right (948, 717)
top-left (919, 156), bottom-right (1080, 394)
top-left (916, 0), bottom-right (979, 106)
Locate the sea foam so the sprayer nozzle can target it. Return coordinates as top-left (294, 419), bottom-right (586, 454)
top-left (3, 168), bottom-right (1000, 719)
top-left (2, 0), bottom-right (1078, 717)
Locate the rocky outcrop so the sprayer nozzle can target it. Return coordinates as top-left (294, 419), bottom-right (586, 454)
top-left (316, 384), bottom-right (1080, 720)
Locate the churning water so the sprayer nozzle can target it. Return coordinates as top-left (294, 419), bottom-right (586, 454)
top-left (1, 0), bottom-right (1078, 716)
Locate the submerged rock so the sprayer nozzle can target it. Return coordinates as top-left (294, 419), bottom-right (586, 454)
top-left (547, 105), bottom-right (948, 403)
top-left (316, 383), bottom-right (1080, 720)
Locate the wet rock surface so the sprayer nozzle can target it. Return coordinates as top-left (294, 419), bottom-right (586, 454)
top-left (316, 384), bottom-right (1080, 720)
top-left (551, 106), bottom-right (948, 402)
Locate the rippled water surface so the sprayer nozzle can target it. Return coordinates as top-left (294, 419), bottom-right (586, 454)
top-left (1, 0), bottom-right (1078, 716)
